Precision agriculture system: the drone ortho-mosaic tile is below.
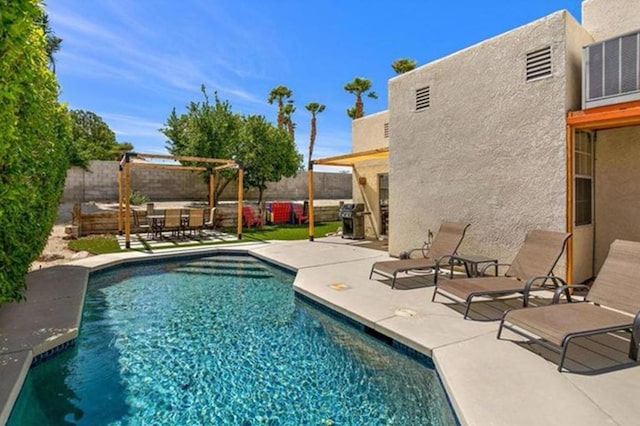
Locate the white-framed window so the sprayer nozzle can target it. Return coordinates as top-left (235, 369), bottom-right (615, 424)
top-left (574, 130), bottom-right (593, 226)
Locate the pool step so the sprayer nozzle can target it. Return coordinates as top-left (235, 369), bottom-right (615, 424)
top-left (175, 258), bottom-right (274, 279)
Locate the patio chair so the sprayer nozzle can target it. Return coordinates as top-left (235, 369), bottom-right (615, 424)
top-left (243, 206), bottom-right (264, 228)
top-left (432, 230), bottom-right (570, 319)
top-left (132, 209), bottom-right (151, 238)
top-left (204, 207), bottom-right (217, 229)
top-left (162, 208), bottom-right (183, 237)
top-left (369, 222), bottom-right (470, 289)
top-left (292, 204), bottom-right (308, 224)
top-left (186, 208), bottom-right (205, 235)
top-left (498, 239), bottom-right (640, 372)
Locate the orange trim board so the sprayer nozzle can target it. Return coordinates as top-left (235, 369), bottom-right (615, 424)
top-left (567, 100), bottom-right (640, 130)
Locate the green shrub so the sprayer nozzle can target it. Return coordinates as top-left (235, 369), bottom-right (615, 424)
top-left (129, 191), bottom-right (150, 205)
top-left (0, 1), bottom-right (71, 303)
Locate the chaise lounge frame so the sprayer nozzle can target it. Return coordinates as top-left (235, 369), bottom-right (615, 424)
top-left (432, 230), bottom-right (571, 319)
top-left (497, 239), bottom-right (640, 372)
top-left (369, 222), bottom-right (470, 289)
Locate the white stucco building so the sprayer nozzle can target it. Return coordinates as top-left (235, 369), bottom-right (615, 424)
top-left (347, 0), bottom-right (640, 284)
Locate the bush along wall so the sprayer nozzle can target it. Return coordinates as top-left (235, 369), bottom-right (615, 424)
top-left (0, 0), bottom-right (72, 302)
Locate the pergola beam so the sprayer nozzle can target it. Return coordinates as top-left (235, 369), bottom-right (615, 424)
top-left (118, 152), bottom-right (241, 248)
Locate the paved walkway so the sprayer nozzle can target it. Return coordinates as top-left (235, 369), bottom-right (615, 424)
top-left (2, 239), bottom-right (639, 425)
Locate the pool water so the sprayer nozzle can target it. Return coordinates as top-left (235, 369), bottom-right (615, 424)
top-left (9, 255), bottom-right (457, 425)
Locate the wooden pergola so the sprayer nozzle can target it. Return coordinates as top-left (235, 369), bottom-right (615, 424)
top-left (565, 99), bottom-right (640, 280)
top-left (307, 147), bottom-right (389, 241)
top-left (118, 152), bottom-right (242, 248)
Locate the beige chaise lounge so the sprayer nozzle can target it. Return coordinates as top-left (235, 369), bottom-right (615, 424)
top-left (432, 230), bottom-right (570, 319)
top-left (369, 222), bottom-right (470, 289)
top-left (498, 239), bottom-right (640, 372)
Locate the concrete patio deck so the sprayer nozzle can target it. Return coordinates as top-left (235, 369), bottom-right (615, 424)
top-left (1, 238), bottom-right (638, 425)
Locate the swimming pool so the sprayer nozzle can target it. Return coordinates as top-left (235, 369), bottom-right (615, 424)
top-left (9, 255), bottom-right (457, 425)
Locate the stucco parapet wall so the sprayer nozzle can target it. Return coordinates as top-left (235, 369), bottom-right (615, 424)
top-left (582, 0), bottom-right (640, 41)
top-left (352, 110), bottom-right (389, 153)
top-left (387, 9), bottom-right (575, 262)
top-left (389, 10), bottom-right (575, 85)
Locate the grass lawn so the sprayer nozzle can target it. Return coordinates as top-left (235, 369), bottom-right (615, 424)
top-left (67, 221), bottom-right (343, 253)
top-left (68, 235), bottom-right (121, 254)
top-left (238, 221), bottom-right (341, 241)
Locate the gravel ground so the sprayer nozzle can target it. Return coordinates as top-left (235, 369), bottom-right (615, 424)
top-left (29, 203), bottom-right (89, 271)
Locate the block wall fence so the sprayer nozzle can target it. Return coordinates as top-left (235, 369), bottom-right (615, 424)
top-left (62, 161), bottom-right (352, 202)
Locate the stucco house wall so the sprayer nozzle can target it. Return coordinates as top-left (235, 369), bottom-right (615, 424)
top-left (594, 126), bottom-right (640, 271)
top-left (582, 0), bottom-right (640, 41)
top-left (388, 11), bottom-right (588, 268)
top-left (351, 110), bottom-right (390, 238)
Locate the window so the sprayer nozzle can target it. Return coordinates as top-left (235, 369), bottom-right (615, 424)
top-left (415, 86), bottom-right (430, 111)
top-left (384, 122), bottom-right (389, 138)
top-left (574, 131), bottom-right (593, 226)
top-left (526, 46), bottom-right (552, 81)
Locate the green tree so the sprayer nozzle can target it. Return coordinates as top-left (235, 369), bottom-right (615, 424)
top-left (162, 87), bottom-right (242, 203)
top-left (68, 109), bottom-right (133, 167)
top-left (162, 88), bottom-right (303, 204)
top-left (267, 85), bottom-right (293, 129)
top-left (305, 102), bottom-right (325, 169)
top-left (1, 0), bottom-right (72, 302)
top-left (237, 115), bottom-right (303, 203)
top-left (344, 77), bottom-right (377, 119)
top-left (391, 57), bottom-right (417, 75)
top-left (37, 13), bottom-right (62, 73)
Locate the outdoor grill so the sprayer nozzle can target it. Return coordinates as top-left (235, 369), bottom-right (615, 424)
top-left (339, 203), bottom-right (365, 239)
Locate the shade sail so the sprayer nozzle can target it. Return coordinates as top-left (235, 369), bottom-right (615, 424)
top-left (312, 147), bottom-right (389, 167)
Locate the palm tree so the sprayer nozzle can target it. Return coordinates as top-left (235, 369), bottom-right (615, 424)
top-left (344, 77), bottom-right (377, 119)
top-left (391, 58), bottom-right (417, 75)
top-left (267, 85), bottom-right (293, 128)
top-left (38, 13), bottom-right (62, 73)
top-left (305, 102), bottom-right (325, 168)
top-left (282, 101), bottom-right (296, 139)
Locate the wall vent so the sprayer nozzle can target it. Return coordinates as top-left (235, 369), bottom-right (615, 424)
top-left (383, 123), bottom-right (389, 138)
top-left (415, 86), bottom-right (430, 111)
top-left (526, 46), bottom-right (552, 81)
top-left (583, 30), bottom-right (640, 109)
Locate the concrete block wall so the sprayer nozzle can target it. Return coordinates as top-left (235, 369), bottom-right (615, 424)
top-left (62, 161), bottom-right (351, 202)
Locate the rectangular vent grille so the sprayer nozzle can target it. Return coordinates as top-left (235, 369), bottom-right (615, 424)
top-left (526, 46), bottom-right (552, 81)
top-left (415, 86), bottom-right (430, 111)
top-left (383, 122), bottom-right (389, 138)
top-left (584, 30), bottom-right (640, 109)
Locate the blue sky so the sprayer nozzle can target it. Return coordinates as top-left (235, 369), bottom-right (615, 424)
top-left (47, 0), bottom-right (583, 164)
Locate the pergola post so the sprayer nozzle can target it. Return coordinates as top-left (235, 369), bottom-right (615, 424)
top-left (565, 124), bottom-right (575, 285)
top-left (117, 165), bottom-right (123, 234)
top-left (237, 166), bottom-right (244, 239)
top-left (308, 164), bottom-right (315, 241)
top-left (124, 154), bottom-right (132, 249)
top-left (209, 171), bottom-right (215, 208)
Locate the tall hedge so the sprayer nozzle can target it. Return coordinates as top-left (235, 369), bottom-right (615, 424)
top-left (0, 0), bottom-right (71, 302)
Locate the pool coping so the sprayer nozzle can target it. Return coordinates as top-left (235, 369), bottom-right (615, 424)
top-left (2, 240), bottom-right (639, 425)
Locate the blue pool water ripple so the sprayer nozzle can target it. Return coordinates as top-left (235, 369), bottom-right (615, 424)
top-left (9, 256), bottom-right (456, 425)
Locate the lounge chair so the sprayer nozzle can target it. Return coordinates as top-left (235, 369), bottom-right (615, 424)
top-left (432, 229), bottom-right (570, 319)
top-left (369, 222), bottom-right (470, 289)
top-left (498, 239), bottom-right (640, 372)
